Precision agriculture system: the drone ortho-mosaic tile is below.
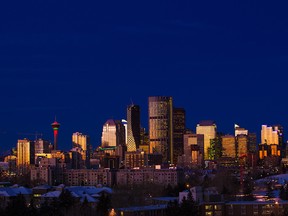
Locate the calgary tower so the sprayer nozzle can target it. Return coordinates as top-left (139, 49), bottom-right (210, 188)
top-left (51, 118), bottom-right (60, 150)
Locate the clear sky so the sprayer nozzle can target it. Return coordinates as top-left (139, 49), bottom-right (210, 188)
top-left (0, 1), bottom-right (288, 153)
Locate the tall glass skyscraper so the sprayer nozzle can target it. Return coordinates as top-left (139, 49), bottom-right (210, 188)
top-left (173, 107), bottom-right (186, 165)
top-left (127, 104), bottom-right (141, 152)
top-left (101, 119), bottom-right (126, 147)
top-left (148, 96), bottom-right (173, 164)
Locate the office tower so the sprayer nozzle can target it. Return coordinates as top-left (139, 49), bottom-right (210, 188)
top-left (125, 150), bottom-right (147, 168)
top-left (148, 96), bottom-right (173, 164)
top-left (261, 125), bottom-right (279, 144)
top-left (221, 135), bottom-right (236, 158)
top-left (51, 119), bottom-right (60, 150)
top-left (34, 139), bottom-right (51, 154)
top-left (72, 132), bottom-right (90, 151)
top-left (237, 134), bottom-right (248, 157)
top-left (127, 105), bottom-right (141, 152)
top-left (235, 124), bottom-right (248, 137)
top-left (273, 125), bottom-right (285, 157)
top-left (139, 127), bottom-right (149, 153)
top-left (17, 139), bottom-right (35, 166)
top-left (182, 132), bottom-right (204, 166)
top-left (248, 133), bottom-right (257, 154)
top-left (173, 108), bottom-right (186, 165)
top-left (261, 125), bottom-right (280, 157)
top-left (196, 120), bottom-right (217, 160)
top-left (72, 132), bottom-right (90, 166)
top-left (101, 119), bottom-right (126, 147)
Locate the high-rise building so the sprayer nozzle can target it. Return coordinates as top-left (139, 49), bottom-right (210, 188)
top-left (127, 105), bottom-right (141, 152)
top-left (72, 132), bottom-right (90, 167)
top-left (17, 139), bottom-right (35, 167)
top-left (173, 108), bottom-right (186, 165)
top-left (181, 132), bottom-right (204, 166)
top-left (261, 125), bottom-right (279, 145)
top-left (235, 124), bottom-right (248, 137)
top-left (101, 119), bottom-right (126, 147)
top-left (51, 119), bottom-right (60, 150)
top-left (34, 139), bottom-right (51, 154)
top-left (72, 132), bottom-right (90, 151)
top-left (237, 134), bottom-right (248, 157)
top-left (196, 120), bottom-right (217, 160)
top-left (148, 96), bottom-right (173, 164)
top-left (221, 135), bottom-right (236, 158)
top-left (273, 125), bottom-right (285, 157)
top-left (125, 150), bottom-right (147, 168)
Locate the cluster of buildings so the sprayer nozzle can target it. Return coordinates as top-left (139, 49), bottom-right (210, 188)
top-left (1, 96), bottom-right (287, 188)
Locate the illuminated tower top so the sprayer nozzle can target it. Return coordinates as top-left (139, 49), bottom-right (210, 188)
top-left (51, 119), bottom-right (60, 150)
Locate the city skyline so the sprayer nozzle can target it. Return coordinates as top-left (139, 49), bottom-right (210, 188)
top-left (0, 96), bottom-right (287, 155)
top-left (1, 2), bottom-right (288, 153)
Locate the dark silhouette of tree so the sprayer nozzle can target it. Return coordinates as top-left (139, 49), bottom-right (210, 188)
top-left (280, 184), bottom-right (288, 200)
top-left (27, 198), bottom-right (38, 216)
top-left (97, 193), bottom-right (111, 216)
top-left (266, 182), bottom-right (274, 200)
top-left (180, 190), bottom-right (199, 216)
top-left (81, 197), bottom-right (92, 216)
top-left (5, 193), bottom-right (27, 216)
top-left (283, 206), bottom-right (288, 216)
top-left (59, 189), bottom-right (76, 215)
top-left (166, 200), bottom-right (180, 216)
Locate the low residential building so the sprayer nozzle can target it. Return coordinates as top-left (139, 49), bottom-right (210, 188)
top-left (64, 168), bottom-right (112, 186)
top-left (116, 167), bottom-right (182, 186)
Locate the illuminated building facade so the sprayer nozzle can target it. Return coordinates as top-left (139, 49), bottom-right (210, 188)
top-left (17, 139), bottom-right (35, 166)
top-left (101, 119), bottom-right (126, 147)
top-left (261, 125), bottom-right (279, 145)
top-left (72, 132), bottom-right (90, 151)
top-left (34, 139), bottom-right (50, 154)
top-left (236, 134), bottom-right (248, 157)
top-left (221, 135), bottom-right (236, 158)
top-left (127, 105), bottom-right (141, 152)
top-left (148, 96), bottom-right (173, 163)
top-left (125, 150), bottom-right (147, 168)
top-left (235, 124), bottom-right (248, 136)
top-left (260, 125), bottom-right (281, 158)
top-left (173, 108), bottom-right (186, 165)
top-left (196, 120), bottom-right (217, 160)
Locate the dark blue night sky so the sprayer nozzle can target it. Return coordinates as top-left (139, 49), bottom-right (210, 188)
top-left (0, 1), bottom-right (288, 153)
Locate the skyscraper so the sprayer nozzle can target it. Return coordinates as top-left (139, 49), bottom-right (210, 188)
top-left (221, 135), bottom-right (236, 158)
top-left (173, 107), bottom-right (185, 165)
top-left (72, 132), bottom-right (90, 151)
top-left (101, 119), bottom-right (126, 147)
top-left (261, 125), bottom-right (279, 144)
top-left (196, 120), bottom-right (217, 160)
top-left (72, 132), bottom-right (91, 166)
top-left (237, 134), bottom-right (248, 157)
top-left (34, 139), bottom-right (50, 154)
top-left (148, 96), bottom-right (173, 163)
top-left (235, 124), bottom-right (248, 137)
top-left (127, 104), bottom-right (141, 152)
top-left (17, 139), bottom-right (35, 166)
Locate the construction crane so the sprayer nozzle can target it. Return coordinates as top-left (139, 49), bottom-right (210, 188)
top-left (17, 132), bottom-right (43, 140)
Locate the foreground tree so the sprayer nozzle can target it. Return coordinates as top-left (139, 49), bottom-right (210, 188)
top-left (5, 193), bottom-right (27, 216)
top-left (166, 191), bottom-right (199, 216)
top-left (97, 193), bottom-right (111, 216)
